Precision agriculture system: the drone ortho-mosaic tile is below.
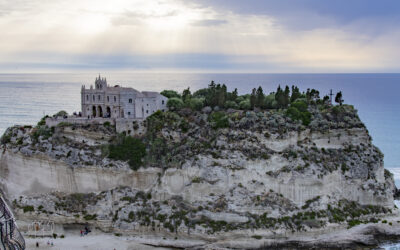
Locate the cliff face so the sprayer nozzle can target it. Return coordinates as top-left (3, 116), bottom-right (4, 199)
top-left (0, 105), bottom-right (396, 247)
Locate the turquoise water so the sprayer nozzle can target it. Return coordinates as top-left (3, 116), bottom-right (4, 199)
top-left (0, 73), bottom-right (400, 173)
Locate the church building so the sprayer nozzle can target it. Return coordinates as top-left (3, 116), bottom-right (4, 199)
top-left (81, 75), bottom-right (168, 119)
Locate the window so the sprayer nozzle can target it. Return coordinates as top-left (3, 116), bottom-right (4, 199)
top-left (128, 112), bottom-right (131, 115)
top-left (146, 110), bottom-right (149, 114)
top-left (107, 96), bottom-right (109, 102)
top-left (114, 96), bottom-right (116, 102)
top-left (98, 95), bottom-right (101, 101)
top-left (93, 95), bottom-right (95, 101)
top-left (162, 100), bottom-right (164, 105)
top-left (147, 104), bottom-right (149, 106)
top-left (86, 95), bottom-right (89, 101)
top-left (129, 99), bottom-right (132, 103)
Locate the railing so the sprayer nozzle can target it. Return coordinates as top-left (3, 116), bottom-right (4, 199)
top-left (0, 197), bottom-right (25, 250)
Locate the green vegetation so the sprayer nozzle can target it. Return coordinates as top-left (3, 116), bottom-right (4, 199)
top-left (108, 135), bottom-right (146, 170)
top-left (209, 112), bottom-right (229, 129)
top-left (286, 100), bottom-right (312, 125)
top-left (83, 214), bottom-right (97, 220)
top-left (22, 205), bottom-right (34, 213)
top-left (167, 97), bottom-right (184, 111)
top-left (161, 90), bottom-right (180, 99)
top-left (54, 110), bottom-right (68, 117)
top-left (159, 82), bottom-right (344, 129)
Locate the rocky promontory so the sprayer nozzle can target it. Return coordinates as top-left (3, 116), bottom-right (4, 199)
top-left (0, 85), bottom-right (398, 249)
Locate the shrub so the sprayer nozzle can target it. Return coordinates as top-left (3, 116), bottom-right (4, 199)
top-left (286, 105), bottom-right (311, 126)
top-left (83, 214), bottom-right (97, 220)
top-left (209, 112), bottom-right (229, 129)
top-left (239, 100), bottom-right (251, 110)
top-left (167, 97), bottom-right (184, 111)
top-left (0, 132), bottom-right (11, 144)
top-left (37, 115), bottom-right (49, 126)
top-left (23, 205), bottom-right (34, 213)
top-left (189, 98), bottom-right (205, 111)
top-left (128, 211), bottom-right (135, 220)
top-left (225, 101), bottom-right (239, 109)
top-left (108, 136), bottom-right (146, 170)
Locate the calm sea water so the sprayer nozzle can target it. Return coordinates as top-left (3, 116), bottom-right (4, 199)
top-left (0, 73), bottom-right (400, 178)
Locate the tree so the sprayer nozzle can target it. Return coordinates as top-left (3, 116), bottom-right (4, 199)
top-left (335, 91), bottom-right (344, 105)
top-left (290, 86), bottom-right (301, 103)
top-left (284, 85), bottom-right (290, 108)
top-left (275, 85), bottom-right (286, 108)
top-left (161, 90), bottom-right (180, 99)
top-left (250, 88), bottom-right (257, 109)
top-left (167, 98), bottom-right (184, 110)
top-left (256, 86), bottom-right (264, 108)
top-left (55, 110), bottom-right (68, 117)
top-left (231, 88), bottom-right (238, 102)
top-left (264, 94), bottom-right (277, 109)
top-left (217, 84), bottom-right (227, 107)
top-left (182, 87), bottom-right (192, 105)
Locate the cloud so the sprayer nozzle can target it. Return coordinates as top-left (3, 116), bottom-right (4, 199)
top-left (191, 19), bottom-right (227, 26)
top-left (0, 0), bottom-right (400, 72)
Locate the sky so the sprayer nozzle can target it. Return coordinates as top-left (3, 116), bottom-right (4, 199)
top-left (1, 0), bottom-right (400, 73)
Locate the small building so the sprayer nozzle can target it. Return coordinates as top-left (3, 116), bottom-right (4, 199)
top-left (81, 75), bottom-right (168, 119)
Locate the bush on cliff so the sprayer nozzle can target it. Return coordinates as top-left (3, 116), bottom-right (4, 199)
top-left (167, 97), bottom-right (184, 111)
top-left (209, 112), bottom-right (229, 129)
top-left (108, 136), bottom-right (146, 170)
top-left (286, 100), bottom-right (312, 126)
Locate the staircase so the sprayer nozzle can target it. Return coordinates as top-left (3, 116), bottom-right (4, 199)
top-left (0, 196), bottom-right (25, 250)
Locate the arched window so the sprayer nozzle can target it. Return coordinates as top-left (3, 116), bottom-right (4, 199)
top-left (86, 95), bottom-right (89, 101)
top-left (98, 95), bottom-right (101, 101)
top-left (107, 96), bottom-right (109, 102)
top-left (129, 99), bottom-right (132, 103)
top-left (114, 96), bottom-right (116, 102)
top-left (162, 100), bottom-right (164, 105)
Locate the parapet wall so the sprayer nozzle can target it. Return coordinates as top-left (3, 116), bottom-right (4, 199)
top-left (45, 117), bottom-right (146, 135)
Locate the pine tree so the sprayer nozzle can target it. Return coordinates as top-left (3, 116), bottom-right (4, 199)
top-left (284, 85), bottom-right (290, 108)
top-left (290, 85), bottom-right (301, 103)
top-left (335, 91), bottom-right (343, 105)
top-left (231, 88), bottom-right (238, 102)
top-left (275, 85), bottom-right (285, 108)
top-left (250, 88), bottom-right (257, 109)
top-left (182, 87), bottom-right (191, 105)
top-left (256, 86), bottom-right (264, 108)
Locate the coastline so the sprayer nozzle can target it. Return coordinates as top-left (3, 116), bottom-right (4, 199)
top-left (23, 211), bottom-right (400, 250)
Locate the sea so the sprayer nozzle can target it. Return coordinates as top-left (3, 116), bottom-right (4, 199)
top-left (1, 73), bottom-right (400, 248)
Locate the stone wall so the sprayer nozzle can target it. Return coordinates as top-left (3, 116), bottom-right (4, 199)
top-left (45, 117), bottom-right (146, 135)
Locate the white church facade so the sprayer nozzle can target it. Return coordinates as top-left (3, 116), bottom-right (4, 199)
top-left (81, 75), bottom-right (168, 119)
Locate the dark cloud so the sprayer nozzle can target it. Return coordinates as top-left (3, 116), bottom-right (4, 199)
top-left (191, 19), bottom-right (227, 27)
